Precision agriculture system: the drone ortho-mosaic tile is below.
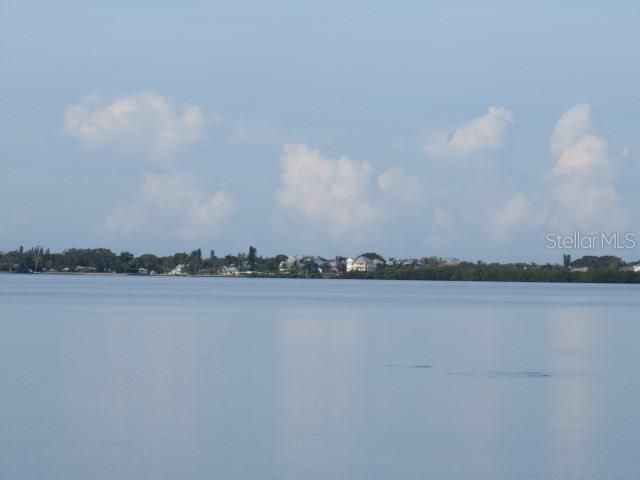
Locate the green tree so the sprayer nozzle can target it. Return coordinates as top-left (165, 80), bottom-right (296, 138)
top-left (190, 249), bottom-right (203, 274)
top-left (248, 246), bottom-right (257, 271)
top-left (359, 252), bottom-right (385, 262)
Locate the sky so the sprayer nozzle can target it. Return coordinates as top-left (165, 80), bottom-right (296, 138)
top-left (2, 1), bottom-right (640, 262)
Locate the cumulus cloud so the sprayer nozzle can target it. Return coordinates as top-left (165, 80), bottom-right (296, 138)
top-left (426, 106), bottom-right (513, 156)
top-left (422, 107), bottom-right (520, 243)
top-left (276, 144), bottom-right (385, 236)
top-left (548, 103), bottom-right (625, 229)
top-left (550, 103), bottom-right (592, 158)
top-left (65, 92), bottom-right (203, 158)
top-left (104, 173), bottom-right (235, 240)
top-left (488, 192), bottom-right (539, 240)
top-left (377, 167), bottom-right (422, 206)
top-left (275, 145), bottom-right (424, 238)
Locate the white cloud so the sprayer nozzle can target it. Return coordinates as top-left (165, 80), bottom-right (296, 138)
top-left (275, 145), bottom-right (424, 239)
top-left (479, 103), bottom-right (625, 242)
top-left (422, 107), bottom-right (520, 242)
top-left (426, 106), bottom-right (513, 156)
top-left (276, 144), bottom-right (382, 236)
top-left (548, 103), bottom-right (625, 229)
top-left (551, 135), bottom-right (608, 176)
top-left (377, 167), bottom-right (422, 206)
top-left (104, 173), bottom-right (235, 240)
top-left (65, 92), bottom-right (203, 158)
top-left (488, 192), bottom-right (538, 240)
top-left (550, 103), bottom-right (592, 158)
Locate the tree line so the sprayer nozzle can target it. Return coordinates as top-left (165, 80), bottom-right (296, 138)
top-left (0, 245), bottom-right (286, 275)
top-left (1, 246), bottom-right (639, 284)
top-left (346, 260), bottom-right (640, 283)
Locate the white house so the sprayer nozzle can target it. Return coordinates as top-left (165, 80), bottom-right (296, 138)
top-left (345, 258), bottom-right (354, 272)
top-left (279, 256), bottom-right (298, 273)
top-left (169, 264), bottom-right (187, 276)
top-left (570, 266), bottom-right (589, 273)
top-left (621, 264), bottom-right (640, 273)
top-left (351, 256), bottom-right (376, 272)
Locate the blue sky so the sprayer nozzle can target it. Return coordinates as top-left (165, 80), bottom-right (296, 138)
top-left (2, 1), bottom-right (640, 261)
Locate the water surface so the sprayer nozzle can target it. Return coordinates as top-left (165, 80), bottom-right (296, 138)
top-left (1, 275), bottom-right (639, 479)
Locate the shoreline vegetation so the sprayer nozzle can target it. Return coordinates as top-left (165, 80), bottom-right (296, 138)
top-left (2, 246), bottom-right (640, 284)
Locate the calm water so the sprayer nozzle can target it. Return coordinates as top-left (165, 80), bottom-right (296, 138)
top-left (1, 275), bottom-right (639, 479)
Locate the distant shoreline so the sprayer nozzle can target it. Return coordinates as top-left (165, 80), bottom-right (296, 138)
top-left (2, 247), bottom-right (639, 284)
top-left (3, 270), bottom-right (640, 285)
